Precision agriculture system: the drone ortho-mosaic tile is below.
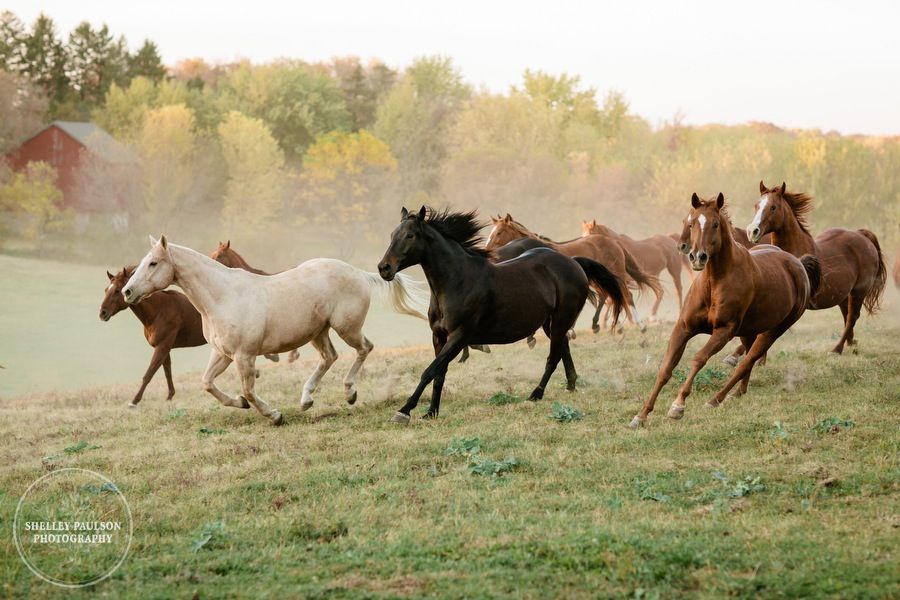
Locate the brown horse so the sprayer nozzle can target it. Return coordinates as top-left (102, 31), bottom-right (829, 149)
top-left (894, 224), bottom-right (900, 289)
top-left (582, 220), bottom-right (684, 320)
top-left (747, 181), bottom-right (887, 354)
top-left (629, 193), bottom-right (821, 428)
top-left (100, 266), bottom-right (207, 406)
top-left (210, 241), bottom-right (298, 363)
top-left (675, 202), bottom-right (772, 366)
top-left (485, 214), bottom-right (662, 332)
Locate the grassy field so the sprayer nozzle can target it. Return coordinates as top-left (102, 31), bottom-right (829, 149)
top-left (1, 278), bottom-right (898, 598)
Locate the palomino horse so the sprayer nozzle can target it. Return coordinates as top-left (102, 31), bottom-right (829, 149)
top-left (629, 193), bottom-right (821, 428)
top-left (123, 236), bottom-right (430, 425)
top-left (378, 207), bottom-right (628, 423)
top-left (747, 181), bottom-right (887, 354)
top-left (582, 220), bottom-right (684, 321)
top-left (100, 266), bottom-right (207, 406)
top-left (210, 240), bottom-right (297, 363)
top-left (484, 214), bottom-right (662, 332)
top-left (675, 202), bottom-right (772, 367)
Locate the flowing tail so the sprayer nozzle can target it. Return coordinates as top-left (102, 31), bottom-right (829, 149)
top-left (363, 272), bottom-right (430, 320)
top-left (857, 229), bottom-right (887, 314)
top-left (799, 254), bottom-right (822, 300)
top-left (619, 242), bottom-right (664, 298)
top-left (573, 257), bottom-right (628, 329)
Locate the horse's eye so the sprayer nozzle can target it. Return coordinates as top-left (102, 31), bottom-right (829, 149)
top-left (770, 205), bottom-right (776, 211)
top-left (713, 222), bottom-right (719, 229)
top-left (149, 261), bottom-right (157, 267)
top-left (406, 233), bottom-right (414, 240)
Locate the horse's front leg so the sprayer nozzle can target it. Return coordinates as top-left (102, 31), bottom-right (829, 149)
top-left (629, 322), bottom-right (694, 428)
top-left (130, 340), bottom-right (174, 407)
top-left (162, 353), bottom-right (175, 400)
top-left (201, 349), bottom-right (249, 409)
top-left (235, 354), bottom-right (283, 426)
top-left (392, 333), bottom-right (466, 423)
top-left (667, 325), bottom-right (736, 420)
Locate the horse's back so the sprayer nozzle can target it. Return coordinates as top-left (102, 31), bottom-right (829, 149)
top-left (812, 227), bottom-right (883, 304)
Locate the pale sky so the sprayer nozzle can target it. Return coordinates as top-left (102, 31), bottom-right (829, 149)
top-left (6, 0), bottom-right (900, 136)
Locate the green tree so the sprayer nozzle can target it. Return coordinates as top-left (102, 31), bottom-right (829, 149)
top-left (374, 55), bottom-right (470, 202)
top-left (216, 62), bottom-right (351, 163)
top-left (65, 22), bottom-right (128, 107)
top-left (297, 129), bottom-right (397, 242)
top-left (217, 110), bottom-right (285, 236)
top-left (22, 14), bottom-right (69, 107)
top-left (0, 161), bottom-right (73, 254)
top-left (327, 56), bottom-right (397, 132)
top-left (127, 40), bottom-right (166, 83)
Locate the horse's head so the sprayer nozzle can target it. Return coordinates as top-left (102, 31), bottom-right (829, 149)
top-left (581, 219), bottom-right (597, 237)
top-left (747, 180), bottom-right (787, 243)
top-left (99, 266), bottom-right (135, 321)
top-left (484, 214), bottom-right (523, 250)
top-left (688, 192), bottom-right (727, 271)
top-left (378, 207), bottom-right (427, 281)
top-left (209, 240), bottom-right (232, 265)
top-left (123, 235), bottom-right (175, 304)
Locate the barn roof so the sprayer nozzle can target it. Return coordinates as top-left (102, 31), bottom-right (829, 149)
top-left (50, 121), bottom-right (137, 164)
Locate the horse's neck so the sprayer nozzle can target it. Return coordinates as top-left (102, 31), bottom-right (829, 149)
top-left (707, 228), bottom-right (744, 281)
top-left (170, 245), bottom-right (230, 315)
top-left (128, 294), bottom-right (159, 327)
top-left (772, 211), bottom-right (816, 255)
top-left (421, 229), bottom-right (483, 295)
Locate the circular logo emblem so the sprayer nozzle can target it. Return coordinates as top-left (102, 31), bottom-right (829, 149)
top-left (13, 468), bottom-right (133, 588)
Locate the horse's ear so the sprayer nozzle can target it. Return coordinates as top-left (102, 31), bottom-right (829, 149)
top-left (417, 206), bottom-right (426, 220)
top-left (400, 207), bottom-right (409, 220)
top-left (589, 219), bottom-right (596, 228)
top-left (691, 193), bottom-right (700, 208)
top-left (759, 180), bottom-right (766, 194)
top-left (780, 182), bottom-right (786, 195)
top-left (149, 234), bottom-right (157, 246)
top-left (504, 213), bottom-right (512, 222)
top-left (716, 192), bottom-right (725, 208)
top-left (107, 270), bottom-right (114, 281)
top-left (159, 234), bottom-right (168, 249)
top-left (225, 240), bottom-right (230, 249)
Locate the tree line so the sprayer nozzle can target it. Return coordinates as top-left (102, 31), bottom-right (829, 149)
top-left (1, 10), bottom-right (898, 263)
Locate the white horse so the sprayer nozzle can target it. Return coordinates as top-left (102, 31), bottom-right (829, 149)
top-left (123, 235), bottom-right (430, 425)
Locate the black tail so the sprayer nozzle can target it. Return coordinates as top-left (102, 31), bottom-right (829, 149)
top-left (574, 257), bottom-right (627, 330)
top-left (799, 254), bottom-right (822, 299)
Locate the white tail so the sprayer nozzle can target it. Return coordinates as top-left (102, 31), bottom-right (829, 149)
top-left (363, 272), bottom-right (430, 320)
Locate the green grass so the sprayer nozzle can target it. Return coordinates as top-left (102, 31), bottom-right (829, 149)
top-left (1, 280), bottom-right (898, 597)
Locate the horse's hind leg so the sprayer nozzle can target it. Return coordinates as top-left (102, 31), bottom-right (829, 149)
top-left (831, 295), bottom-right (862, 354)
top-left (667, 326), bottom-right (736, 419)
top-left (530, 334), bottom-right (568, 400)
top-left (706, 331), bottom-right (779, 407)
top-left (561, 344), bottom-right (578, 392)
top-left (130, 343), bottom-right (172, 407)
top-left (235, 354), bottom-right (283, 425)
top-left (301, 329), bottom-right (339, 410)
top-left (334, 328), bottom-right (374, 406)
top-left (162, 353), bottom-right (175, 400)
top-left (201, 349), bottom-right (249, 409)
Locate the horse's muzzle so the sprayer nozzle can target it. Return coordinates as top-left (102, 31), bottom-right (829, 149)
top-left (377, 262), bottom-right (395, 281)
top-left (122, 287), bottom-right (141, 304)
top-left (689, 250), bottom-right (708, 271)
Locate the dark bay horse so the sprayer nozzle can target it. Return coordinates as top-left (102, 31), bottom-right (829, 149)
top-left (378, 207), bottom-right (628, 423)
top-left (100, 266), bottom-right (206, 406)
top-left (582, 219), bottom-right (684, 320)
top-left (485, 214), bottom-right (662, 332)
top-left (210, 240), bottom-right (296, 363)
top-left (629, 193), bottom-right (821, 428)
top-left (747, 181), bottom-right (887, 354)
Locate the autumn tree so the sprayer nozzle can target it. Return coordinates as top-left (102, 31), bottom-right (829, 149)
top-left (217, 110), bottom-right (285, 237)
top-left (0, 161), bottom-right (73, 254)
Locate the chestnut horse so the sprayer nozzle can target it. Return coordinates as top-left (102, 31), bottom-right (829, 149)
top-left (100, 266), bottom-right (206, 406)
top-left (747, 181), bottom-right (887, 354)
top-left (893, 224), bottom-right (900, 289)
top-left (629, 193), bottom-right (821, 428)
top-left (675, 203), bottom-right (772, 367)
top-left (210, 240), bottom-right (297, 363)
top-left (378, 207), bottom-right (627, 423)
top-left (582, 220), bottom-right (684, 320)
top-left (484, 214), bottom-right (662, 332)
top-left (124, 236), bottom-right (430, 425)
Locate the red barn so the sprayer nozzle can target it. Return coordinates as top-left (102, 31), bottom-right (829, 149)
top-left (5, 121), bottom-right (135, 213)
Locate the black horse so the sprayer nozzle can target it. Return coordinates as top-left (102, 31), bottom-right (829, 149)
top-left (377, 207), bottom-right (628, 423)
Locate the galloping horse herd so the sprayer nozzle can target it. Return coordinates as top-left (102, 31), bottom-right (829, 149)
top-left (100, 181), bottom-right (893, 428)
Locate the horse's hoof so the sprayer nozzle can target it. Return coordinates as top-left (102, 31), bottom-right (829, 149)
top-left (271, 412), bottom-right (284, 426)
top-left (568, 329), bottom-right (576, 340)
top-left (391, 412), bottom-right (411, 424)
top-left (483, 345), bottom-right (491, 354)
top-left (254, 369), bottom-right (260, 379)
top-left (421, 412), bottom-right (438, 420)
top-left (704, 400), bottom-right (720, 409)
top-left (638, 323), bottom-right (648, 333)
top-left (529, 387), bottom-right (544, 400)
top-left (723, 356), bottom-right (738, 367)
top-left (627, 415), bottom-right (645, 429)
top-left (666, 404), bottom-right (685, 420)
top-left (300, 400), bottom-right (313, 412)
top-left (127, 403), bottom-right (139, 410)
top-left (527, 338), bottom-right (536, 349)
top-left (591, 324), bottom-right (600, 334)
top-left (288, 351), bottom-right (299, 363)
top-left (347, 390), bottom-right (357, 405)
top-left (238, 395), bottom-right (251, 409)
top-left (265, 353), bottom-right (279, 363)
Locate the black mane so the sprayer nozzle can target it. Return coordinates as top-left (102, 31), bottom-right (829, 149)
top-left (423, 207), bottom-right (493, 259)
